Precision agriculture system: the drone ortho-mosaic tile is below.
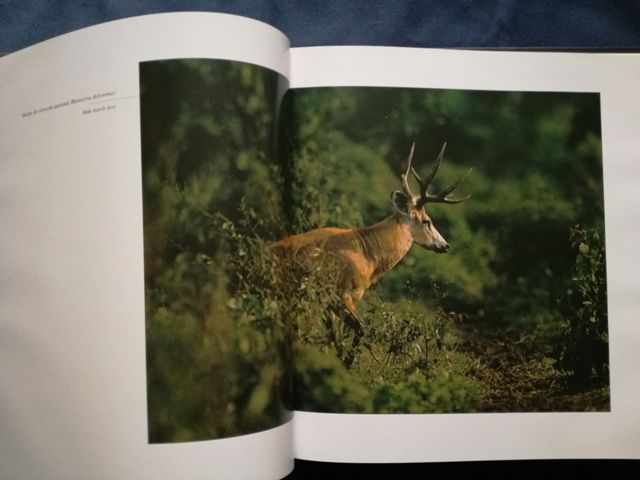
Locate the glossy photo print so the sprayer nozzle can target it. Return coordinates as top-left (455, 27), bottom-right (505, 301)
top-left (140, 58), bottom-right (291, 443)
top-left (281, 87), bottom-right (609, 414)
top-left (140, 64), bottom-right (610, 440)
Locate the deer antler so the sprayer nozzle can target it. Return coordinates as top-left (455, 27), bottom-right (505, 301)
top-left (411, 142), bottom-right (471, 207)
top-left (401, 142), bottom-right (417, 199)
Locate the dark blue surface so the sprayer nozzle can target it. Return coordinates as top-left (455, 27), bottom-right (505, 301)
top-left (1, 0), bottom-right (640, 54)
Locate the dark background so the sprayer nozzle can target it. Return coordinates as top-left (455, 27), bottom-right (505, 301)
top-left (1, 0), bottom-right (640, 54)
top-left (3, 1), bottom-right (636, 477)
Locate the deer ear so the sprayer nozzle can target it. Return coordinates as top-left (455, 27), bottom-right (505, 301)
top-left (391, 191), bottom-right (412, 217)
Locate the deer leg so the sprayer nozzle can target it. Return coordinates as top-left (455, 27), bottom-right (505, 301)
top-left (323, 308), bottom-right (343, 357)
top-left (342, 291), bottom-right (381, 368)
top-left (341, 292), bottom-right (366, 368)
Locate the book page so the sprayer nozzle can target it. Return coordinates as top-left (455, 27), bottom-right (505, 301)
top-left (0, 13), bottom-right (293, 479)
top-left (287, 47), bottom-right (640, 461)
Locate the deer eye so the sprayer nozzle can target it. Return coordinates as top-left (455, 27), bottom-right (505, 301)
top-left (422, 219), bottom-right (431, 227)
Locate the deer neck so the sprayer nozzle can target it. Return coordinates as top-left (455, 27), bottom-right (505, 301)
top-left (354, 216), bottom-right (413, 279)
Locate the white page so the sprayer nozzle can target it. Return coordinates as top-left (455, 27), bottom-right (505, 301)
top-left (289, 46), bottom-right (640, 462)
top-left (0, 13), bottom-right (292, 480)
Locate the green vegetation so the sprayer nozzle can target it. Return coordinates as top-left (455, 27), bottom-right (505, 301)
top-left (285, 87), bottom-right (609, 413)
top-left (141, 60), bottom-right (290, 442)
top-left (142, 62), bottom-right (609, 443)
top-left (559, 226), bottom-right (609, 391)
top-left (293, 289), bottom-right (483, 413)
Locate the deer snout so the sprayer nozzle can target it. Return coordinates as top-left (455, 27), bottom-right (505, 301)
top-left (431, 230), bottom-right (449, 253)
top-left (435, 242), bottom-right (449, 254)
top-left (417, 238), bottom-right (449, 253)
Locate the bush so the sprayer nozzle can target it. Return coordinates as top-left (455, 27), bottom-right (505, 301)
top-left (145, 207), bottom-right (292, 442)
top-left (292, 278), bottom-right (484, 413)
top-left (293, 345), bottom-right (373, 412)
top-left (559, 225), bottom-right (609, 390)
top-left (372, 368), bottom-right (481, 413)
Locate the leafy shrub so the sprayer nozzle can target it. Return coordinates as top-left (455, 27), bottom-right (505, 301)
top-left (292, 276), bottom-right (484, 413)
top-left (145, 208), bottom-right (291, 442)
top-left (559, 226), bottom-right (609, 390)
top-left (293, 345), bottom-right (373, 412)
top-left (372, 368), bottom-right (481, 413)
top-left (142, 59), bottom-right (291, 442)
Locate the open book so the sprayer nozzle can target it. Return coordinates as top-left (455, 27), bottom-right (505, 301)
top-left (2, 12), bottom-right (639, 479)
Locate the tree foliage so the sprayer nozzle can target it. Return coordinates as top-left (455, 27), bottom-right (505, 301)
top-left (141, 60), bottom-right (290, 442)
top-left (141, 60), bottom-right (610, 442)
top-left (285, 86), bottom-right (609, 412)
top-left (559, 226), bottom-right (609, 390)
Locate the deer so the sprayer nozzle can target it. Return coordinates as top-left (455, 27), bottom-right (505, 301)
top-left (268, 143), bottom-right (470, 367)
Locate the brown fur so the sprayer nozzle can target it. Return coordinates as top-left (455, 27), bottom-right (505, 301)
top-left (269, 216), bottom-right (413, 297)
top-left (268, 204), bottom-right (447, 367)
top-left (270, 144), bottom-right (466, 366)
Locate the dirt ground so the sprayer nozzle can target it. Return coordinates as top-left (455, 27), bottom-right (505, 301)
top-left (457, 323), bottom-right (610, 412)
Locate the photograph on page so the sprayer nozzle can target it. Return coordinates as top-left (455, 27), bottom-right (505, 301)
top-left (139, 60), bottom-right (609, 444)
top-left (281, 86), bottom-right (608, 414)
top-left (140, 58), bottom-right (292, 443)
